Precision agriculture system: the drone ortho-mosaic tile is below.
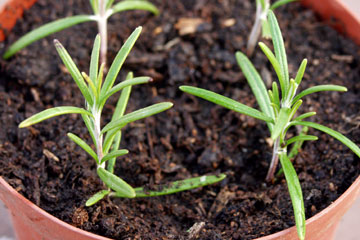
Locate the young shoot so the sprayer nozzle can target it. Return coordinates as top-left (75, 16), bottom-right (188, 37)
top-left (19, 27), bottom-right (226, 207)
top-left (247, 0), bottom-right (296, 56)
top-left (3, 0), bottom-right (159, 65)
top-left (180, 11), bottom-right (360, 240)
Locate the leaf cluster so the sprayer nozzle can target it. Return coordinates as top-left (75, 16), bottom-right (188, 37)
top-left (3, 0), bottom-right (159, 59)
top-left (19, 27), bottom-right (225, 206)
top-left (180, 11), bottom-right (360, 240)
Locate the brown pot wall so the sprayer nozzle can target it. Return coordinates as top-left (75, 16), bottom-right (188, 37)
top-left (0, 0), bottom-right (359, 239)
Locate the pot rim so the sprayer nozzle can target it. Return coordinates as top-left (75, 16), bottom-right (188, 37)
top-left (0, 175), bottom-right (359, 239)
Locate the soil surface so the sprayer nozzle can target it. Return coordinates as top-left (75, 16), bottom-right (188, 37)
top-left (1, 0), bottom-right (360, 239)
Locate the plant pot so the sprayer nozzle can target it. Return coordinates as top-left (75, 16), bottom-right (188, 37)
top-left (0, 0), bottom-right (359, 239)
top-left (0, 0), bottom-right (37, 41)
top-left (1, 175), bottom-right (359, 240)
top-left (301, 0), bottom-right (360, 45)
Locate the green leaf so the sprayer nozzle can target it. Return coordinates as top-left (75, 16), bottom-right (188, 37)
top-left (97, 63), bottom-right (105, 96)
top-left (292, 85), bottom-right (347, 105)
top-left (289, 100), bottom-right (302, 120)
top-left (85, 190), bottom-right (110, 206)
top-left (272, 82), bottom-right (280, 108)
top-left (272, 107), bottom-right (291, 140)
top-left (106, 0), bottom-right (115, 9)
top-left (293, 121), bottom-right (360, 158)
top-left (100, 27), bottom-right (142, 97)
top-left (99, 77), bottom-right (151, 108)
top-left (89, 0), bottom-right (99, 13)
top-left (81, 114), bottom-right (96, 146)
top-left (82, 72), bottom-right (98, 100)
top-left (54, 40), bottom-right (94, 106)
top-left (97, 167), bottom-right (135, 198)
top-left (19, 107), bottom-right (92, 128)
top-left (268, 11), bottom-right (289, 95)
top-left (279, 153), bottom-right (305, 240)
top-left (270, 0), bottom-right (297, 10)
top-left (101, 149), bottom-right (129, 164)
top-left (293, 112), bottom-right (316, 122)
top-left (236, 52), bottom-right (275, 130)
top-left (261, 19), bottom-right (271, 39)
top-left (180, 86), bottom-right (273, 123)
top-left (103, 78), bottom-right (133, 156)
top-left (102, 102), bottom-right (173, 134)
top-left (287, 126), bottom-right (309, 160)
top-left (294, 59), bottom-right (307, 85)
top-left (110, 0), bottom-right (159, 16)
top-left (115, 174), bottom-right (226, 198)
top-left (90, 35), bottom-right (101, 85)
top-left (285, 135), bottom-right (318, 146)
top-left (3, 15), bottom-right (95, 59)
top-left (67, 133), bottom-right (98, 162)
top-left (258, 43), bottom-right (285, 98)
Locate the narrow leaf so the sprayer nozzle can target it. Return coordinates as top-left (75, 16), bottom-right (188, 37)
top-left (236, 52), bottom-right (275, 130)
top-left (272, 107), bottom-right (291, 140)
top-left (258, 42), bottom-right (285, 98)
top-left (97, 167), bottom-right (135, 198)
top-left (293, 121), bottom-right (360, 158)
top-left (268, 11), bottom-right (289, 94)
top-left (270, 0), bottom-right (297, 10)
top-left (82, 72), bottom-right (98, 99)
top-left (114, 174), bottom-right (226, 198)
top-left (19, 107), bottom-right (92, 128)
top-left (90, 35), bottom-right (101, 84)
top-left (3, 15), bottom-right (95, 59)
top-left (279, 153), bottom-right (306, 240)
top-left (85, 190), bottom-right (110, 207)
top-left (103, 82), bottom-right (132, 155)
top-left (54, 40), bottom-right (94, 106)
top-left (293, 112), bottom-right (316, 122)
top-left (106, 0), bottom-right (115, 9)
top-left (100, 27), bottom-right (142, 96)
top-left (110, 1), bottom-right (159, 16)
top-left (292, 85), bottom-right (347, 105)
top-left (294, 59), bottom-right (307, 85)
top-left (101, 149), bottom-right (129, 164)
top-left (261, 19), bottom-right (271, 39)
top-left (180, 86), bottom-right (273, 123)
top-left (289, 100), bottom-right (302, 120)
top-left (285, 135), bottom-right (318, 146)
top-left (81, 114), bottom-right (96, 146)
top-left (272, 82), bottom-right (280, 108)
top-left (67, 133), bottom-right (98, 162)
top-left (102, 102), bottom-right (173, 134)
top-left (99, 77), bottom-right (151, 108)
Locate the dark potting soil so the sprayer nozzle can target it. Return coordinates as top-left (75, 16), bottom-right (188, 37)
top-left (1, 0), bottom-right (360, 239)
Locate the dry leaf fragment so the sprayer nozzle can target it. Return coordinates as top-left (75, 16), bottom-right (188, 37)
top-left (175, 18), bottom-right (205, 35)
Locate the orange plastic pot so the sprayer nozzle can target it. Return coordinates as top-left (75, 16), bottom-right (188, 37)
top-left (0, 0), bottom-right (37, 41)
top-left (0, 0), bottom-right (359, 239)
top-left (0, 176), bottom-right (359, 240)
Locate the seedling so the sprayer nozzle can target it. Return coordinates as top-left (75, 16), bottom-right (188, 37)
top-left (180, 11), bottom-right (360, 240)
top-left (3, 0), bottom-right (159, 64)
top-left (247, 0), bottom-right (296, 56)
top-left (19, 27), bottom-right (225, 207)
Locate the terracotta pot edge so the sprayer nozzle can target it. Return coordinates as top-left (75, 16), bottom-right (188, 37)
top-left (0, 177), bottom-right (112, 240)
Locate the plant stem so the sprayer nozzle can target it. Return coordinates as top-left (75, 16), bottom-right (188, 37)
top-left (247, 2), bottom-right (263, 56)
top-left (266, 137), bottom-right (280, 182)
top-left (98, 0), bottom-right (108, 66)
top-left (247, 0), bottom-right (270, 56)
top-left (93, 110), bottom-right (105, 168)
